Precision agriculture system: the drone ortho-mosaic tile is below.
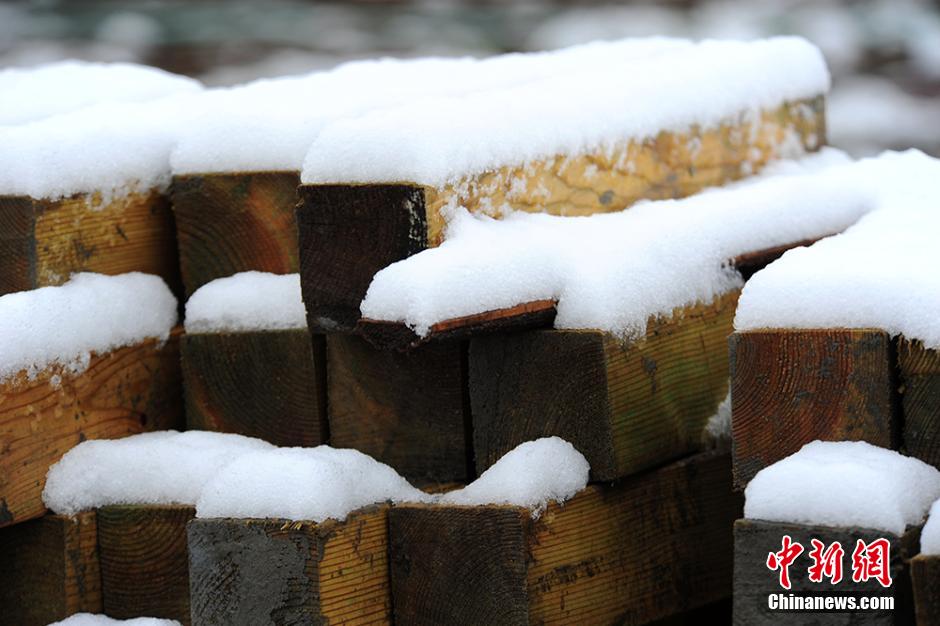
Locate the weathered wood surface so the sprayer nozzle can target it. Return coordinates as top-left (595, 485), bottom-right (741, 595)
top-left (172, 171), bottom-right (301, 297)
top-left (730, 329), bottom-right (896, 489)
top-left (188, 505), bottom-right (391, 625)
top-left (899, 338), bottom-right (940, 470)
top-left (297, 97), bottom-right (825, 333)
top-left (390, 451), bottom-right (741, 625)
top-left (734, 519), bottom-right (918, 625)
top-left (182, 329), bottom-right (327, 447)
top-left (0, 189), bottom-right (182, 297)
top-left (357, 235), bottom-right (831, 351)
top-left (0, 332), bottom-right (183, 528)
top-left (0, 511), bottom-right (101, 625)
top-left (327, 334), bottom-right (471, 484)
top-left (470, 291), bottom-right (736, 481)
top-left (98, 504), bottom-right (195, 625)
top-left (911, 554), bottom-right (940, 626)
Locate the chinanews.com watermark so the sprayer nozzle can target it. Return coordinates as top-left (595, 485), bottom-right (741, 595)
top-left (764, 534), bottom-right (894, 612)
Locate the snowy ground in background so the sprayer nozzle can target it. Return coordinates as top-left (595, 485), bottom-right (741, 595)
top-left (1, 0), bottom-right (938, 156)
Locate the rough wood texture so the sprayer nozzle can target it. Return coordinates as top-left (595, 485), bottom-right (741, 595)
top-left (734, 519), bottom-right (918, 625)
top-left (0, 511), bottom-right (101, 625)
top-left (0, 333), bottom-right (183, 528)
top-left (327, 334), bottom-right (471, 484)
top-left (911, 554), bottom-right (940, 626)
top-left (182, 329), bottom-right (327, 447)
top-left (899, 338), bottom-right (940, 470)
top-left (0, 189), bottom-right (182, 297)
top-left (297, 97), bottom-right (824, 332)
top-left (730, 329), bottom-right (896, 489)
top-left (188, 505), bottom-right (390, 626)
top-left (470, 291), bottom-right (737, 481)
top-left (172, 171), bottom-right (301, 297)
top-left (98, 505), bottom-right (195, 625)
top-left (390, 451), bottom-right (740, 625)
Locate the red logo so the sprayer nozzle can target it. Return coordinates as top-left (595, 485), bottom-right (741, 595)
top-left (766, 535), bottom-right (804, 589)
top-left (851, 538), bottom-right (893, 588)
top-left (766, 536), bottom-right (892, 589)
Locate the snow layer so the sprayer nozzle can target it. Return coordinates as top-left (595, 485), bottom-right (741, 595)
top-left (441, 437), bottom-right (589, 514)
top-left (0, 272), bottom-right (177, 382)
top-left (42, 431), bottom-right (274, 515)
top-left (302, 37), bottom-right (828, 186)
top-left (702, 390), bottom-right (732, 447)
top-left (735, 151), bottom-right (940, 348)
top-left (0, 92), bottom-right (201, 199)
top-left (744, 441), bottom-right (940, 535)
top-left (0, 60), bottom-right (201, 126)
top-left (48, 614), bottom-right (181, 626)
top-left (360, 148), bottom-right (889, 337)
top-left (171, 38), bottom-right (694, 175)
top-left (920, 500), bottom-right (940, 555)
top-left (185, 272), bottom-right (307, 333)
top-left (195, 446), bottom-right (433, 521)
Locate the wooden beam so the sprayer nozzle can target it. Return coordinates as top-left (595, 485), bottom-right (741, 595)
top-left (899, 338), bottom-right (940, 470)
top-left (0, 511), bottom-right (101, 626)
top-left (730, 329), bottom-right (897, 489)
top-left (0, 190), bottom-right (182, 297)
top-left (470, 291), bottom-right (737, 481)
top-left (97, 505), bottom-right (195, 625)
top-left (182, 328), bottom-right (327, 447)
top-left (0, 332), bottom-right (183, 528)
top-left (734, 519), bottom-right (917, 624)
top-left (171, 171), bottom-right (301, 297)
top-left (188, 505), bottom-right (391, 625)
top-left (389, 451), bottom-right (740, 625)
top-left (326, 334), bottom-right (471, 485)
top-left (296, 97), bottom-right (825, 333)
top-left (911, 554), bottom-right (940, 625)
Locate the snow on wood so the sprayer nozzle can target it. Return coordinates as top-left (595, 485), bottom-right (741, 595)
top-left (42, 431), bottom-right (274, 515)
top-left (184, 271), bottom-right (306, 333)
top-left (0, 61), bottom-right (201, 127)
top-left (48, 615), bottom-right (181, 626)
top-left (360, 149), bottom-right (860, 338)
top-left (0, 272), bottom-right (177, 382)
top-left (744, 441), bottom-right (940, 535)
top-left (302, 37), bottom-right (828, 187)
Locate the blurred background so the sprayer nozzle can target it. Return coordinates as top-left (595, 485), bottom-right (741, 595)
top-left (3, 0), bottom-right (939, 157)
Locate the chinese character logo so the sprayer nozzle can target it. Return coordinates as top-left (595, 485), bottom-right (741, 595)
top-left (766, 536), bottom-right (892, 589)
top-left (851, 539), bottom-right (893, 588)
top-left (766, 535), bottom-right (804, 589)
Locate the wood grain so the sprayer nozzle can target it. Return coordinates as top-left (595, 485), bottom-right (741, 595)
top-left (730, 329), bottom-right (896, 489)
top-left (390, 451), bottom-right (740, 625)
top-left (188, 506), bottom-right (390, 626)
top-left (0, 511), bottom-right (101, 625)
top-left (734, 519), bottom-right (918, 625)
top-left (470, 291), bottom-right (737, 481)
top-left (327, 334), bottom-right (471, 484)
top-left (899, 338), bottom-right (940, 470)
top-left (297, 97), bottom-right (824, 332)
top-left (172, 171), bottom-right (301, 297)
top-left (98, 504), bottom-right (195, 624)
top-left (0, 189), bottom-right (181, 297)
top-left (182, 329), bottom-right (327, 447)
top-left (911, 554), bottom-right (940, 626)
top-left (0, 332), bottom-right (183, 528)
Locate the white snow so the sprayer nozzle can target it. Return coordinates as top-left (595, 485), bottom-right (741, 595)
top-left (440, 437), bottom-right (589, 515)
top-left (359, 148), bottom-right (905, 337)
top-left (42, 431), bottom-right (274, 515)
top-left (0, 60), bottom-right (201, 126)
top-left (185, 272), bottom-right (307, 333)
top-left (47, 614), bottom-right (181, 626)
top-left (302, 37), bottom-right (829, 186)
top-left (195, 446), bottom-right (433, 521)
top-left (0, 92), bottom-right (201, 199)
top-left (702, 390), bottom-right (732, 446)
top-left (744, 441), bottom-right (940, 535)
top-left (735, 152), bottom-right (940, 348)
top-left (170, 38), bottom-right (696, 175)
top-left (920, 500), bottom-right (940, 555)
top-left (0, 272), bottom-right (177, 383)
